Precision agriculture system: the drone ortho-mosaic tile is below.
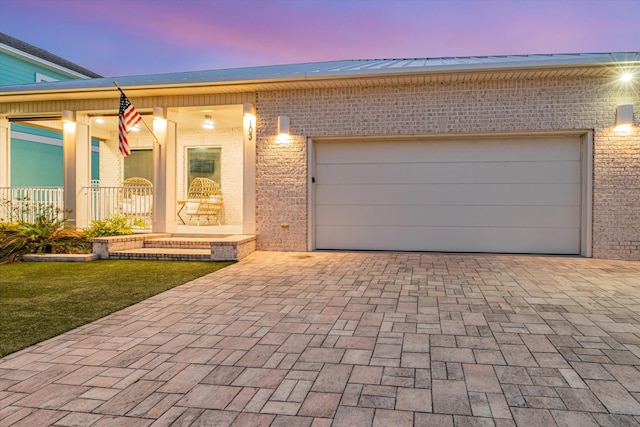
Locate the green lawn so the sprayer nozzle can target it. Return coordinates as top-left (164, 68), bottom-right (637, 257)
top-left (0, 260), bottom-right (233, 357)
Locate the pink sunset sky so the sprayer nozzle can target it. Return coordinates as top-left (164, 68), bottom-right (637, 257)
top-left (0, 0), bottom-right (638, 78)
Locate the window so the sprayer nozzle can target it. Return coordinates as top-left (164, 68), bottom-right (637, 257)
top-left (35, 73), bottom-right (58, 83)
top-left (187, 147), bottom-right (221, 188)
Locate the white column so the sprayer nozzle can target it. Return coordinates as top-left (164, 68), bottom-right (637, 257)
top-left (63, 113), bottom-right (91, 228)
top-left (152, 110), bottom-right (177, 233)
top-left (242, 110), bottom-right (256, 234)
top-left (0, 118), bottom-right (9, 188)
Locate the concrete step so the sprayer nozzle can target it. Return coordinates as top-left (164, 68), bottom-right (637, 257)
top-left (109, 247), bottom-right (212, 261)
top-left (144, 237), bottom-right (220, 249)
top-left (94, 234), bottom-right (257, 261)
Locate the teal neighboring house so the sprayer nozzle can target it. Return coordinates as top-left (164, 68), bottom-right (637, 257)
top-left (0, 32), bottom-right (102, 186)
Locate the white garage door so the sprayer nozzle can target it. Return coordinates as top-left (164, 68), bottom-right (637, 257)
top-left (314, 136), bottom-right (582, 254)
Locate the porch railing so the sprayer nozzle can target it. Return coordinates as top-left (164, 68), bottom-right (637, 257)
top-left (87, 185), bottom-right (153, 229)
top-left (0, 187), bottom-right (64, 222)
top-left (1, 186), bottom-right (152, 230)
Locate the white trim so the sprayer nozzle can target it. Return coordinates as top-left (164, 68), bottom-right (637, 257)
top-left (11, 130), bottom-right (61, 146)
top-left (581, 131), bottom-right (594, 258)
top-left (243, 121), bottom-right (257, 234)
top-left (11, 130), bottom-right (100, 152)
top-left (311, 129), bottom-right (589, 143)
top-left (0, 118), bottom-right (9, 188)
top-left (307, 137), bottom-right (316, 251)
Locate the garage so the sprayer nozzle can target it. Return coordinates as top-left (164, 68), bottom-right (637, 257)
top-left (314, 136), bottom-right (583, 254)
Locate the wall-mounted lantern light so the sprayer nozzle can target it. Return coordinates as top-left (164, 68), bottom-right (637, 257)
top-left (620, 72), bottom-right (633, 83)
top-left (61, 110), bottom-right (76, 131)
top-left (152, 107), bottom-right (167, 145)
top-left (61, 110), bottom-right (75, 123)
top-left (276, 115), bottom-right (291, 143)
top-left (277, 115), bottom-right (290, 136)
top-left (153, 106), bottom-right (166, 121)
top-left (615, 104), bottom-right (635, 131)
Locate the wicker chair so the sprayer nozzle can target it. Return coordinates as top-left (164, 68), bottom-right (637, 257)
top-left (119, 177), bottom-right (153, 218)
top-left (185, 177), bottom-right (223, 225)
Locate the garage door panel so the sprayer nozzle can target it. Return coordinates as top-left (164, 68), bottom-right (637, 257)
top-left (317, 183), bottom-right (582, 206)
top-left (315, 137), bottom-right (582, 255)
top-left (316, 225), bottom-right (580, 254)
top-left (317, 205), bottom-right (580, 229)
top-left (317, 161), bottom-right (580, 185)
top-left (317, 137), bottom-right (581, 164)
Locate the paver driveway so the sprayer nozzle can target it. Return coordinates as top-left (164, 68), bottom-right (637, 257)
top-left (2, 251), bottom-right (640, 426)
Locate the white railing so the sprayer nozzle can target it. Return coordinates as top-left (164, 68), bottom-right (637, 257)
top-left (87, 185), bottom-right (153, 229)
top-left (0, 187), bottom-right (64, 222)
top-left (1, 185), bottom-right (153, 230)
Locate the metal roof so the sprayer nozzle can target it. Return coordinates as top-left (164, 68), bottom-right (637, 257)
top-left (1, 52), bottom-right (639, 97)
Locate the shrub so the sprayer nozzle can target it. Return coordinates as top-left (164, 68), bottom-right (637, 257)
top-left (0, 205), bottom-right (90, 264)
top-left (0, 200), bottom-right (148, 263)
top-left (83, 215), bottom-right (146, 239)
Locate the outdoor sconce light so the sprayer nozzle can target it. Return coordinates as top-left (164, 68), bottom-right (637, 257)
top-left (243, 102), bottom-right (256, 141)
top-left (61, 110), bottom-right (75, 123)
top-left (277, 115), bottom-right (290, 135)
top-left (152, 107), bottom-right (167, 145)
top-left (615, 104), bottom-right (635, 131)
top-left (276, 115), bottom-right (291, 143)
top-left (61, 110), bottom-right (76, 131)
top-left (153, 106), bottom-right (166, 121)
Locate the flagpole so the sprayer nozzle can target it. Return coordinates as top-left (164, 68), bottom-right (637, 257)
top-left (113, 81), bottom-right (159, 144)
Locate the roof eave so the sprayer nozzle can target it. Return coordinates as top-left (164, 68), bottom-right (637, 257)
top-left (1, 54), bottom-right (637, 103)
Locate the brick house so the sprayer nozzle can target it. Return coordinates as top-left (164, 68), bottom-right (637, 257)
top-left (0, 53), bottom-right (638, 260)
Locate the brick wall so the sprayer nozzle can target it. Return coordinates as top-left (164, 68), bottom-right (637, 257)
top-left (593, 127), bottom-right (640, 259)
top-left (256, 76), bottom-right (640, 260)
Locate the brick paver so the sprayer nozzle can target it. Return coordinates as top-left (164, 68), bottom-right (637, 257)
top-left (2, 251), bottom-right (640, 425)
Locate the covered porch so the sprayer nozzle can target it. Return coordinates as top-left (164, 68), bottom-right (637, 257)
top-left (0, 96), bottom-right (257, 239)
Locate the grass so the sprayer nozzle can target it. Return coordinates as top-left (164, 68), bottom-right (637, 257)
top-left (0, 260), bottom-right (233, 357)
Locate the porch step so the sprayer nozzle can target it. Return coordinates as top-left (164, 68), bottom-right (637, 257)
top-left (93, 233), bottom-right (256, 261)
top-left (145, 237), bottom-right (227, 249)
top-left (109, 247), bottom-right (212, 261)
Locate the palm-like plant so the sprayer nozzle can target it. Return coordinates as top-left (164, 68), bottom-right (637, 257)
top-left (0, 204), bottom-right (90, 263)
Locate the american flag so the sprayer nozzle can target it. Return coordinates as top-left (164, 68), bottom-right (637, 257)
top-left (118, 90), bottom-right (142, 157)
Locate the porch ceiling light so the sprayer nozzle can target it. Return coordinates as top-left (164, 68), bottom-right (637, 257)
top-left (61, 110), bottom-right (75, 123)
top-left (202, 115), bottom-right (214, 130)
top-left (615, 104), bottom-right (634, 131)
